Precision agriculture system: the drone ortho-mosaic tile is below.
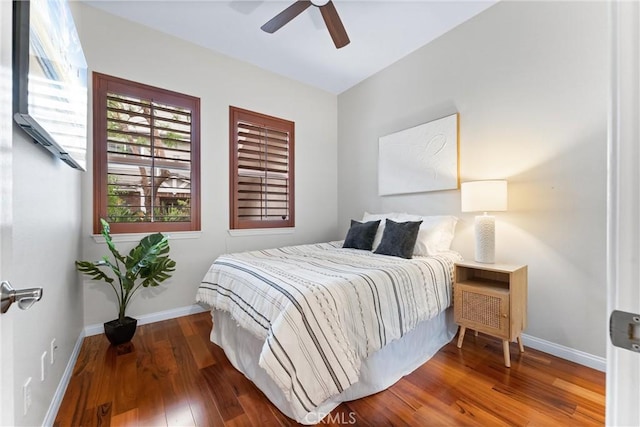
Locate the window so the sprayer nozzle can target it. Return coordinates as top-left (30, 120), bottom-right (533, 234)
top-left (93, 73), bottom-right (200, 234)
top-left (230, 106), bottom-right (294, 229)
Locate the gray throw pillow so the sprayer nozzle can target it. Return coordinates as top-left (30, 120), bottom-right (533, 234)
top-left (343, 219), bottom-right (381, 250)
top-left (374, 219), bottom-right (423, 259)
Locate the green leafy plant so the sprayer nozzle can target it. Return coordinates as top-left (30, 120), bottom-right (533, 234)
top-left (76, 218), bottom-right (176, 322)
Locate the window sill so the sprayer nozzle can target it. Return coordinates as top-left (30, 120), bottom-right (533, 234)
top-left (91, 231), bottom-right (202, 244)
top-left (227, 228), bottom-right (295, 237)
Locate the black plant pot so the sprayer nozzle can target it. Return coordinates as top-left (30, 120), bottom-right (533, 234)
top-left (104, 316), bottom-right (137, 345)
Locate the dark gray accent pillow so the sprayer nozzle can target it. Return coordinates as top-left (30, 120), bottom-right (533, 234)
top-left (374, 219), bottom-right (423, 259)
top-left (343, 220), bottom-right (381, 250)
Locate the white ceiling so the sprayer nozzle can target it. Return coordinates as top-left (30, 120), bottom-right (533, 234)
top-left (84, 0), bottom-right (498, 94)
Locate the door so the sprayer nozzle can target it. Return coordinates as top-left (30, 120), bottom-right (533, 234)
top-left (0, 0), bottom-right (15, 425)
top-left (606, 1), bottom-right (640, 425)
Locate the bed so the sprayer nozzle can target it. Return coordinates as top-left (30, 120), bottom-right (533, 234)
top-left (195, 233), bottom-right (462, 424)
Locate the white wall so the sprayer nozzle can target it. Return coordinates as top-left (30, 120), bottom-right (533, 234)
top-left (0, 0), bottom-right (11, 420)
top-left (8, 130), bottom-right (84, 427)
top-left (3, 23), bottom-right (85, 427)
top-left (338, 1), bottom-right (607, 357)
top-left (0, 1), bottom-right (84, 425)
top-left (71, 3), bottom-right (338, 326)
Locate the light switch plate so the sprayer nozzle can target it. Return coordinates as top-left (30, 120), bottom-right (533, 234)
top-left (40, 351), bottom-right (47, 381)
top-left (23, 377), bottom-right (32, 415)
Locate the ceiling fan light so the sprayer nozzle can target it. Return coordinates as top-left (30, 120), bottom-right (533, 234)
top-left (311, 0), bottom-right (330, 6)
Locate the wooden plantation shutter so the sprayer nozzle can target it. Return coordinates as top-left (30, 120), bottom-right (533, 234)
top-left (93, 73), bottom-right (201, 234)
top-left (230, 106), bottom-right (295, 229)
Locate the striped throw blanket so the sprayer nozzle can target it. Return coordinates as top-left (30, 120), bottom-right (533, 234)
top-left (195, 242), bottom-right (460, 419)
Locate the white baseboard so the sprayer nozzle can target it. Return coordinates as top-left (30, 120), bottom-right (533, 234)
top-left (42, 329), bottom-right (85, 427)
top-left (83, 303), bottom-right (208, 336)
top-left (521, 333), bottom-right (606, 372)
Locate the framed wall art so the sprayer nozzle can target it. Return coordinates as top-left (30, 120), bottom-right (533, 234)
top-left (378, 113), bottom-right (459, 196)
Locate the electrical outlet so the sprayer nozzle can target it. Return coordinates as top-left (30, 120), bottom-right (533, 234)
top-left (50, 338), bottom-right (57, 365)
top-left (23, 377), bottom-right (32, 415)
top-left (40, 351), bottom-right (47, 381)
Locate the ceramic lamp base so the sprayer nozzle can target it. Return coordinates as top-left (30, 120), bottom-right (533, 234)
top-left (474, 214), bottom-right (495, 263)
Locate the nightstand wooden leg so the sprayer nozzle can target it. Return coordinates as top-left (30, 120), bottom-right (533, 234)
top-left (502, 340), bottom-right (511, 367)
top-left (517, 335), bottom-right (525, 353)
top-left (457, 326), bottom-right (466, 348)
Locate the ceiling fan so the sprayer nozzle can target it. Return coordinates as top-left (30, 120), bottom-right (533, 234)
top-left (261, 0), bottom-right (350, 49)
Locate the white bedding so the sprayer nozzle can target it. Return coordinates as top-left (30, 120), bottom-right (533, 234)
top-left (195, 241), bottom-right (461, 422)
top-left (211, 308), bottom-right (457, 424)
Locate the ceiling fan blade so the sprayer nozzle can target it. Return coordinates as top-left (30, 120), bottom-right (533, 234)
top-left (261, 1), bottom-right (313, 33)
top-left (319, 1), bottom-right (350, 48)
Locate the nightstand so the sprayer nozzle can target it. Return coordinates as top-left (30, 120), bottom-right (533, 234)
top-left (454, 261), bottom-right (528, 367)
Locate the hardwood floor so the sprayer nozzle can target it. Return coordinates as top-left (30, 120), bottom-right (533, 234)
top-left (55, 312), bottom-right (605, 426)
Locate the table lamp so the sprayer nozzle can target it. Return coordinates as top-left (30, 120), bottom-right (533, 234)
top-left (461, 180), bottom-right (508, 263)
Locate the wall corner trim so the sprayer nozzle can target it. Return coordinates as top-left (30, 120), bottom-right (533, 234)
top-left (42, 329), bottom-right (86, 427)
top-left (521, 333), bottom-right (606, 372)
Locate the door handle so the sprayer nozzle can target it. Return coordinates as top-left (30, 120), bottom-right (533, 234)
top-left (0, 281), bottom-right (43, 314)
top-left (610, 310), bottom-right (640, 352)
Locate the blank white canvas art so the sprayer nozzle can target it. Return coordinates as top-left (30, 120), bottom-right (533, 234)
top-left (378, 113), bottom-right (459, 196)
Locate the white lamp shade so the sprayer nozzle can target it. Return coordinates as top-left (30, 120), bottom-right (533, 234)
top-left (461, 180), bottom-right (508, 213)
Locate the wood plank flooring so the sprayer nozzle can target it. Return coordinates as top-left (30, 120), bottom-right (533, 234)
top-left (55, 312), bottom-right (605, 426)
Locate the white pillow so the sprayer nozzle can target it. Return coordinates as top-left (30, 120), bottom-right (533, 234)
top-left (362, 212), bottom-right (401, 251)
top-left (396, 213), bottom-right (458, 256)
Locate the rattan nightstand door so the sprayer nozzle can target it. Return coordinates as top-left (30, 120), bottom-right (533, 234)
top-left (454, 283), bottom-right (509, 339)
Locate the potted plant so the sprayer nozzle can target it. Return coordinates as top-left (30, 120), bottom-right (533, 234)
top-left (76, 219), bottom-right (176, 345)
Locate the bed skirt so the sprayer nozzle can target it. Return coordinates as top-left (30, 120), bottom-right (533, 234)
top-left (210, 307), bottom-right (457, 424)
